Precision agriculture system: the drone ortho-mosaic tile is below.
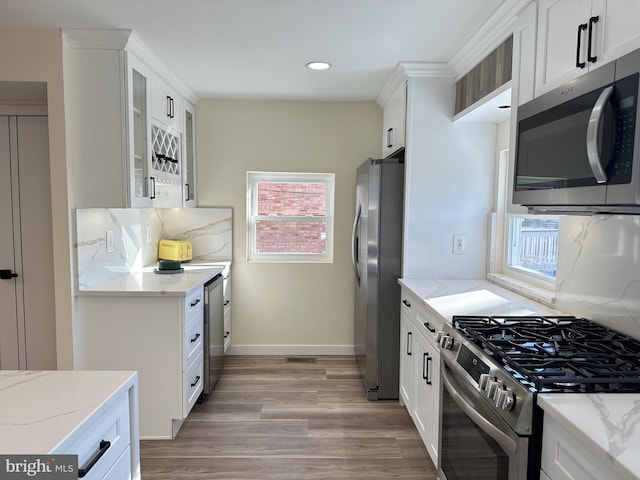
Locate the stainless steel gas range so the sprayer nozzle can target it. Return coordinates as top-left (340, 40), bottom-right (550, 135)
top-left (436, 315), bottom-right (640, 480)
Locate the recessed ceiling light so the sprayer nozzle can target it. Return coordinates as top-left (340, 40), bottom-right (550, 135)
top-left (306, 61), bottom-right (331, 71)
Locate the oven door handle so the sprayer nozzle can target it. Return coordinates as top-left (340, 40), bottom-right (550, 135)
top-left (441, 365), bottom-right (517, 454)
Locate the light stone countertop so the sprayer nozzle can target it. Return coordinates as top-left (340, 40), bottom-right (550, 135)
top-left (0, 370), bottom-right (137, 454)
top-left (398, 278), bottom-right (561, 322)
top-left (76, 262), bottom-right (226, 296)
top-left (538, 394), bottom-right (640, 480)
top-left (400, 278), bottom-right (640, 479)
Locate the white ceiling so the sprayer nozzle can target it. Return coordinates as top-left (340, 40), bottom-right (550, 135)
top-left (1, 0), bottom-right (505, 101)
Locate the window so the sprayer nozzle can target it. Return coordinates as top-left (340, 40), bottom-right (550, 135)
top-left (494, 148), bottom-right (559, 285)
top-left (506, 216), bottom-right (559, 280)
top-left (247, 172), bottom-right (335, 263)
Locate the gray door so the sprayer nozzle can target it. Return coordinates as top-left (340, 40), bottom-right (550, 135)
top-left (0, 115), bottom-right (56, 369)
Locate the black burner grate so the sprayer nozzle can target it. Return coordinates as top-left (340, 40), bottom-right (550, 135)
top-left (452, 315), bottom-right (640, 393)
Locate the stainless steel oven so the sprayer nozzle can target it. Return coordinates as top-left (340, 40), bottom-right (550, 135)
top-left (439, 355), bottom-right (530, 480)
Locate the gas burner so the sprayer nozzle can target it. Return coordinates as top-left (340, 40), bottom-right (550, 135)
top-left (452, 315), bottom-right (640, 393)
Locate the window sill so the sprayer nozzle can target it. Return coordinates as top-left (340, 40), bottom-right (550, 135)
top-left (487, 273), bottom-right (557, 308)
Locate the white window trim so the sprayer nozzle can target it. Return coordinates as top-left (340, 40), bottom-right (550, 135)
top-left (487, 149), bottom-right (558, 305)
top-left (246, 171), bottom-right (335, 263)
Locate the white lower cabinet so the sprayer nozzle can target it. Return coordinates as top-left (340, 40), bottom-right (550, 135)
top-left (223, 269), bottom-right (232, 352)
top-left (399, 312), bottom-right (414, 412)
top-left (76, 286), bottom-right (205, 439)
top-left (399, 286), bottom-right (443, 468)
top-left (541, 415), bottom-right (618, 480)
top-left (412, 330), bottom-right (440, 465)
top-left (103, 446), bottom-right (132, 480)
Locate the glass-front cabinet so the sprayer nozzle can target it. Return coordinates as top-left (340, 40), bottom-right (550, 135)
top-left (183, 105), bottom-right (197, 207)
top-left (127, 53), bottom-right (153, 207)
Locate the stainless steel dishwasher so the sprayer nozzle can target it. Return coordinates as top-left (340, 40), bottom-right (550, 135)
top-left (203, 272), bottom-right (224, 394)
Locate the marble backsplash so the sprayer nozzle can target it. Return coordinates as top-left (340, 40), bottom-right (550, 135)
top-left (75, 207), bottom-right (232, 289)
top-left (555, 215), bottom-right (640, 340)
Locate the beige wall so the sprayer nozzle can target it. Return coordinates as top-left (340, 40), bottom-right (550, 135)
top-left (196, 99), bottom-right (382, 353)
top-left (0, 29), bottom-right (74, 368)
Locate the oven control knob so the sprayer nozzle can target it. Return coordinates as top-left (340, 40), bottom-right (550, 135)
top-left (478, 373), bottom-right (491, 391)
top-left (439, 335), bottom-right (454, 350)
top-left (435, 331), bottom-right (446, 343)
top-left (496, 389), bottom-right (515, 411)
top-left (487, 380), bottom-right (500, 400)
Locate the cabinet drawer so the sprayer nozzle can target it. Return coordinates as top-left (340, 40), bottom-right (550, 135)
top-left (184, 311), bottom-right (203, 367)
top-left (62, 390), bottom-right (130, 480)
top-left (183, 355), bottom-right (203, 417)
top-left (185, 287), bottom-right (203, 319)
top-left (103, 445), bottom-right (131, 480)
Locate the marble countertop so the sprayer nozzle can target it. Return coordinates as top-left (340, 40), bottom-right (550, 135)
top-left (398, 278), bottom-right (561, 322)
top-left (0, 370), bottom-right (137, 454)
top-left (76, 262), bottom-right (226, 296)
top-left (538, 394), bottom-right (640, 480)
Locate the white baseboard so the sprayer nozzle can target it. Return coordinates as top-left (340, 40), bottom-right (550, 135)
top-left (226, 345), bottom-right (355, 356)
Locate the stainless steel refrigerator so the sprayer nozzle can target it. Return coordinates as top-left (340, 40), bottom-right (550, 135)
top-left (352, 155), bottom-right (404, 400)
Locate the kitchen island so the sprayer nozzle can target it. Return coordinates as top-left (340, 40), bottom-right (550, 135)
top-left (0, 370), bottom-right (139, 479)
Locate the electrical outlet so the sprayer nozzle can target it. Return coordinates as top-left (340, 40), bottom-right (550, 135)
top-left (453, 233), bottom-right (466, 255)
top-left (106, 230), bottom-right (114, 253)
top-left (146, 225), bottom-right (152, 244)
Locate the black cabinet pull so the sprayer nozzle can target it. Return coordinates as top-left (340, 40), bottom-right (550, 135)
top-left (0, 270), bottom-right (18, 280)
top-left (166, 95), bottom-right (172, 118)
top-left (422, 353), bottom-right (430, 383)
top-left (576, 22), bottom-right (587, 68)
top-left (425, 356), bottom-right (432, 385)
top-left (224, 300), bottom-right (230, 306)
top-left (185, 183), bottom-right (190, 202)
top-left (190, 333), bottom-right (201, 343)
top-left (402, 299), bottom-right (411, 308)
top-left (78, 440), bottom-right (111, 478)
top-left (424, 322), bottom-right (436, 333)
top-left (190, 298), bottom-right (201, 307)
top-left (386, 127), bottom-right (393, 148)
top-left (191, 375), bottom-right (201, 387)
top-left (224, 331), bottom-right (229, 338)
top-left (150, 176), bottom-right (156, 200)
top-left (406, 331), bottom-right (412, 356)
top-left (588, 15), bottom-right (599, 63)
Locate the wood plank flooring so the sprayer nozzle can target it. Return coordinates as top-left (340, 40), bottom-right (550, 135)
top-left (140, 355), bottom-right (437, 479)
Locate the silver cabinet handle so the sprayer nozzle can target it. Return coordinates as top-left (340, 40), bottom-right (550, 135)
top-left (587, 85), bottom-right (614, 183)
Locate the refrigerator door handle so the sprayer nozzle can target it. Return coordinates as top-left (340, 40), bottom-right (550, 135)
top-left (351, 204), bottom-right (361, 285)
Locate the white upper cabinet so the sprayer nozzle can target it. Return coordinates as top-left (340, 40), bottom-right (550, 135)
top-left (380, 82), bottom-right (406, 158)
top-left (151, 74), bottom-right (183, 133)
top-left (63, 29), bottom-right (198, 209)
top-left (182, 103), bottom-right (197, 207)
top-left (126, 53), bottom-right (153, 208)
top-left (535, 0), bottom-right (640, 95)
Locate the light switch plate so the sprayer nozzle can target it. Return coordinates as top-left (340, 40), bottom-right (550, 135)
top-left (106, 230), bottom-right (114, 253)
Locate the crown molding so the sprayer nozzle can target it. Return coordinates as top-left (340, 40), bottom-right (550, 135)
top-left (377, 61), bottom-right (451, 106)
top-left (62, 28), bottom-right (131, 50)
top-left (62, 28), bottom-right (199, 105)
top-left (448, 0), bottom-right (533, 80)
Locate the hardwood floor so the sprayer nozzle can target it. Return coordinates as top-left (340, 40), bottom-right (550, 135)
top-left (140, 355), bottom-right (437, 479)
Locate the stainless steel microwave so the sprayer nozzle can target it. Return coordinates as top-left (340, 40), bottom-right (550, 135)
top-left (514, 48), bottom-right (640, 214)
